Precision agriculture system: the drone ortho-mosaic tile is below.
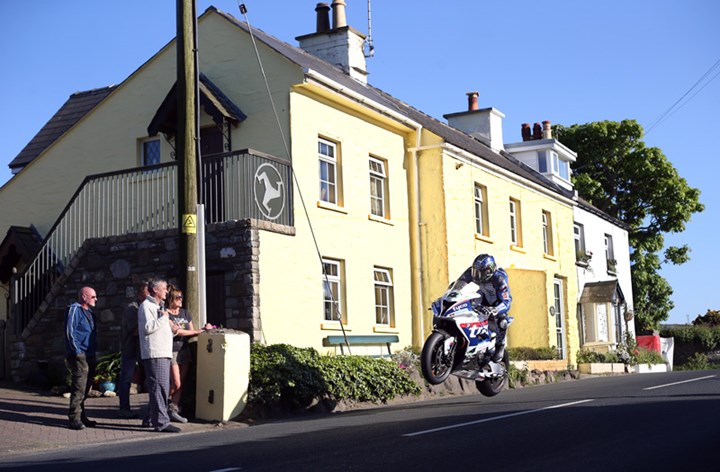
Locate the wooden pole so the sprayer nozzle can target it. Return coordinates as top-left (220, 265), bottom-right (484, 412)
top-left (176, 0), bottom-right (199, 324)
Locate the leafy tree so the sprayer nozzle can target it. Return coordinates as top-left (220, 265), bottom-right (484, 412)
top-left (555, 120), bottom-right (704, 331)
top-left (693, 309), bottom-right (720, 327)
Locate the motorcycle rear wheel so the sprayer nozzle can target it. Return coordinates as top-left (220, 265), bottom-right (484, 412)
top-left (477, 349), bottom-right (510, 397)
top-left (421, 331), bottom-right (454, 385)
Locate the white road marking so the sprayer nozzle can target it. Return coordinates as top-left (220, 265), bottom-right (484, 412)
top-left (642, 375), bottom-right (716, 391)
top-left (403, 399), bottom-right (594, 437)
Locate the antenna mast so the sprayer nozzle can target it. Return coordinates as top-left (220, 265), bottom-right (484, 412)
top-left (364, 0), bottom-right (375, 58)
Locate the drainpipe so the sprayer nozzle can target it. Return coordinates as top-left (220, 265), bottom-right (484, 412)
top-left (302, 67), bottom-right (428, 347)
top-left (407, 126), bottom-right (425, 348)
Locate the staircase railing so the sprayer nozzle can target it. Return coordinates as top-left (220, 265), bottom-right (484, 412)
top-left (11, 149), bottom-right (292, 334)
top-left (12, 162), bottom-right (178, 332)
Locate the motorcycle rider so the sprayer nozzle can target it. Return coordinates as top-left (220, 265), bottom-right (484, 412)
top-left (449, 254), bottom-right (511, 362)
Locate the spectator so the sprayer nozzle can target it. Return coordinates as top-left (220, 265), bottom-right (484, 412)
top-left (138, 278), bottom-right (180, 433)
top-left (64, 286), bottom-right (99, 430)
top-left (118, 280), bottom-right (149, 419)
top-left (166, 285), bottom-right (203, 423)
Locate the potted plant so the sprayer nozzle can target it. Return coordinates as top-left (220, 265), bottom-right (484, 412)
top-left (94, 351), bottom-right (121, 393)
top-left (576, 250), bottom-right (593, 266)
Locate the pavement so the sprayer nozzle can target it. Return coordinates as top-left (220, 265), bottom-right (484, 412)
top-left (0, 380), bottom-right (249, 458)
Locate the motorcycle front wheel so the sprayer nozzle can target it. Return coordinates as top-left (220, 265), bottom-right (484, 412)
top-left (421, 331), bottom-right (455, 385)
top-left (477, 349), bottom-right (510, 397)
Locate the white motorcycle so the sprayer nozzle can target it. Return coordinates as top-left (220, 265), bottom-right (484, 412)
top-left (421, 283), bottom-right (512, 397)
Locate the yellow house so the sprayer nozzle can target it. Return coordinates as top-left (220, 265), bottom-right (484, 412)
top-left (0, 3), bottom-right (584, 379)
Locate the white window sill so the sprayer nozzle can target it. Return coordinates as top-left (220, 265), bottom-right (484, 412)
top-left (317, 200), bottom-right (347, 214)
top-left (321, 322), bottom-right (352, 331)
top-left (368, 214), bottom-right (393, 226)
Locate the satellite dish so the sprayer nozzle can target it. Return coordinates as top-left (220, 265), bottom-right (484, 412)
top-left (624, 310), bottom-right (634, 322)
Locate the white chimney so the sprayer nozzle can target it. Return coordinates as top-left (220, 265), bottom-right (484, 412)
top-left (297, 1), bottom-right (368, 84)
top-left (444, 92), bottom-right (505, 152)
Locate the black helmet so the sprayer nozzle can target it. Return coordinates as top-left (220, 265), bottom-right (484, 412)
top-left (471, 254), bottom-right (497, 283)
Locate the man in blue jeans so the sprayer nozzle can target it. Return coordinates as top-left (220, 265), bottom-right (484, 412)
top-left (118, 281), bottom-right (148, 419)
top-left (64, 286), bottom-right (98, 430)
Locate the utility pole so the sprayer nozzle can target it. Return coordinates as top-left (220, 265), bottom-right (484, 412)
top-left (176, 0), bottom-right (199, 324)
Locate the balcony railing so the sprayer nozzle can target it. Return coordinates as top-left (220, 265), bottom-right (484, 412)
top-left (12, 149), bottom-right (292, 333)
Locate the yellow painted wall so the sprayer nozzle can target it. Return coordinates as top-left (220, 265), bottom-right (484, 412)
top-left (418, 146), bottom-right (580, 364)
top-left (257, 89), bottom-right (413, 353)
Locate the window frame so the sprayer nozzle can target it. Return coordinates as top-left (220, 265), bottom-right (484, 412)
top-left (373, 267), bottom-right (394, 326)
top-left (474, 183), bottom-right (489, 237)
top-left (322, 258), bottom-right (345, 322)
top-left (369, 156), bottom-right (389, 218)
top-left (142, 138), bottom-right (161, 167)
top-left (318, 138), bottom-right (339, 205)
top-left (604, 234), bottom-right (616, 273)
top-left (509, 198), bottom-right (523, 247)
top-left (542, 210), bottom-right (554, 256)
top-left (574, 223), bottom-right (586, 258)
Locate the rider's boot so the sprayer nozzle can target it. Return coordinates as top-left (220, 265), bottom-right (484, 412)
top-left (492, 315), bottom-right (508, 363)
top-left (492, 343), bottom-right (505, 363)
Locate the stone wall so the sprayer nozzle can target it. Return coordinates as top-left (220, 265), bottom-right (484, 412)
top-left (8, 219), bottom-right (289, 385)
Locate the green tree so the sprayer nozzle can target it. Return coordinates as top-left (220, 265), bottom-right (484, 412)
top-left (693, 309), bottom-right (720, 327)
top-left (555, 120), bottom-right (704, 331)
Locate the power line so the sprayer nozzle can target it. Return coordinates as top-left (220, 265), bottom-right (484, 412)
top-left (645, 57), bottom-right (720, 135)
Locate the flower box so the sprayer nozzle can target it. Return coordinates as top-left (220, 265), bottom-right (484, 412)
top-left (634, 363), bottom-right (667, 374)
top-left (578, 363), bottom-right (626, 375)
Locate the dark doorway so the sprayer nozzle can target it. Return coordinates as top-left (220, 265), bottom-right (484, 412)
top-left (206, 271), bottom-right (226, 328)
top-left (200, 126), bottom-right (226, 223)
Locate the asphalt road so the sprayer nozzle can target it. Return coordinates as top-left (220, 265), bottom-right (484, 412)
top-left (2, 369), bottom-right (718, 471)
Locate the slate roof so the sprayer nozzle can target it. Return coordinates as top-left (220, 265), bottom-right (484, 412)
top-left (577, 196), bottom-right (629, 230)
top-left (209, 7), bottom-right (575, 201)
top-left (579, 280), bottom-right (626, 304)
top-left (9, 86), bottom-right (116, 172)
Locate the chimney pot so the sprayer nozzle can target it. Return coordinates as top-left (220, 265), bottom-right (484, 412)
top-left (331, 0), bottom-right (347, 29)
top-left (521, 123), bottom-right (531, 141)
top-left (542, 120), bottom-right (552, 139)
top-left (466, 91), bottom-right (479, 111)
top-left (315, 3), bottom-right (331, 33)
top-left (532, 122), bottom-right (542, 140)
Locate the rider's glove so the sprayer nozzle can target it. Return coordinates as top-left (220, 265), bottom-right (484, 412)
top-left (474, 305), bottom-right (496, 318)
top-left (496, 312), bottom-right (508, 330)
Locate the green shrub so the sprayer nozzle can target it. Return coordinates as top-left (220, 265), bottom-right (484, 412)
top-left (676, 352), bottom-right (713, 371)
top-left (508, 346), bottom-right (559, 360)
top-left (94, 351), bottom-right (122, 383)
top-left (576, 349), bottom-right (606, 364)
top-left (635, 348), bottom-right (664, 366)
top-left (508, 364), bottom-right (528, 388)
top-left (249, 344), bottom-right (326, 409)
top-left (603, 350), bottom-right (622, 363)
top-left (661, 325), bottom-right (720, 350)
top-left (248, 344), bottom-right (420, 410)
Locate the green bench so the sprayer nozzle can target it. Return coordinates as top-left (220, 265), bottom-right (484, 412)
top-left (322, 334), bottom-right (399, 356)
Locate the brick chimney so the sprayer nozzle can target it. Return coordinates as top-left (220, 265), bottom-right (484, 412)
top-left (297, 1), bottom-right (369, 84)
top-left (444, 92), bottom-right (505, 152)
top-left (521, 120), bottom-right (552, 140)
top-left (542, 120), bottom-right (552, 139)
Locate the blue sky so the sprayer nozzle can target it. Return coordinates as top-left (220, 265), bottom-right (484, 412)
top-left (1, 1), bottom-right (718, 324)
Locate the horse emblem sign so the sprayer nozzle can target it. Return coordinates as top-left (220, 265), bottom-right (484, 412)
top-left (253, 163), bottom-right (285, 221)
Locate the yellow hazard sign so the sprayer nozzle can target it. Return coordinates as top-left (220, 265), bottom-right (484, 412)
top-left (182, 214), bottom-right (197, 234)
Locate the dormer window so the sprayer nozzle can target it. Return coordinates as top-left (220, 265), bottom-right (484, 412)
top-left (538, 150), bottom-right (570, 181)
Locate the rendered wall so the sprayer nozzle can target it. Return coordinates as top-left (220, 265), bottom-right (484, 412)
top-left (257, 90), bottom-right (413, 353)
top-left (418, 146), bottom-right (580, 363)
